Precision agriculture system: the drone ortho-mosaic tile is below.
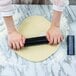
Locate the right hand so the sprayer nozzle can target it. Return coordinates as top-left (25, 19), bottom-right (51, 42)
top-left (46, 26), bottom-right (63, 45)
top-left (8, 30), bottom-right (26, 50)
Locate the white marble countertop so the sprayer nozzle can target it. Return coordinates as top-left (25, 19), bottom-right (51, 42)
top-left (0, 5), bottom-right (76, 76)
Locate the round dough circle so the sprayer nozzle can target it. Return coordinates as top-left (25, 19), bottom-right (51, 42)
top-left (15, 16), bottom-right (59, 62)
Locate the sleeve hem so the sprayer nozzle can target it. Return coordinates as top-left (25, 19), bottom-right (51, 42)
top-left (1, 11), bottom-right (13, 17)
top-left (53, 5), bottom-right (65, 12)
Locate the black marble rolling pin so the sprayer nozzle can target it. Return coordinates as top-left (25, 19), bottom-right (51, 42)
top-left (67, 35), bottom-right (75, 55)
top-left (24, 36), bottom-right (49, 46)
top-left (24, 35), bottom-right (75, 55)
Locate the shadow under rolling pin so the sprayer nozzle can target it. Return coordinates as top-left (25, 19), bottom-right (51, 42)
top-left (67, 35), bottom-right (75, 55)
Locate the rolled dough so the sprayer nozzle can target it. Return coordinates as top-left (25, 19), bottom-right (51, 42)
top-left (15, 16), bottom-right (60, 62)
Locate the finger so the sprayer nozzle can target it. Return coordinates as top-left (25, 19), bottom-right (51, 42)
top-left (8, 41), bottom-right (12, 48)
top-left (60, 35), bottom-right (64, 41)
top-left (12, 42), bottom-right (16, 50)
top-left (22, 35), bottom-right (26, 44)
top-left (15, 42), bottom-right (20, 50)
top-left (57, 37), bottom-right (60, 44)
top-left (53, 37), bottom-right (58, 45)
top-left (46, 33), bottom-right (50, 42)
top-left (19, 40), bottom-right (24, 48)
top-left (49, 37), bottom-right (53, 45)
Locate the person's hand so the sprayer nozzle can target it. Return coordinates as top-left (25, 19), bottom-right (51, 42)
top-left (46, 26), bottom-right (63, 45)
top-left (8, 30), bottom-right (25, 50)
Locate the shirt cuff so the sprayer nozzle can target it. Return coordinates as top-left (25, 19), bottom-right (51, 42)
top-left (53, 5), bottom-right (65, 12)
top-left (0, 5), bottom-right (14, 17)
top-left (1, 10), bottom-right (13, 17)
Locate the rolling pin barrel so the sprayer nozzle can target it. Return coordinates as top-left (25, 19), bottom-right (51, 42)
top-left (24, 36), bottom-right (49, 46)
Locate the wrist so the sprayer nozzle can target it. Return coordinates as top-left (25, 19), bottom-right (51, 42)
top-left (51, 23), bottom-right (60, 28)
top-left (7, 27), bottom-right (17, 34)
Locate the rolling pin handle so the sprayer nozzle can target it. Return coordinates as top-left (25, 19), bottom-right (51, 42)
top-left (67, 35), bottom-right (75, 55)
